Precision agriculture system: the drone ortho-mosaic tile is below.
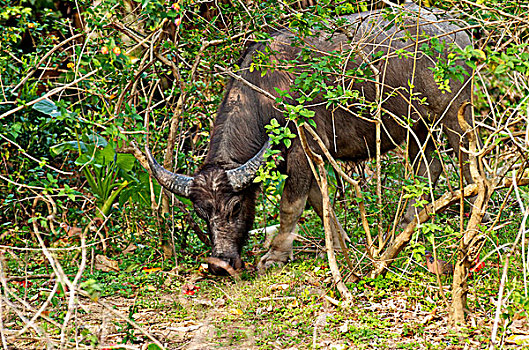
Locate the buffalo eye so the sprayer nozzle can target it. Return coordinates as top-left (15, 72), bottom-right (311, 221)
top-left (228, 200), bottom-right (242, 221)
top-left (232, 201), bottom-right (241, 216)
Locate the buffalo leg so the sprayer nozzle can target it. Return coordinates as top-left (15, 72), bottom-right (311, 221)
top-left (257, 186), bottom-right (308, 272)
top-left (257, 151), bottom-right (312, 272)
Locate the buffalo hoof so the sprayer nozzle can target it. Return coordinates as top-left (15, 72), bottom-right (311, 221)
top-left (257, 250), bottom-right (290, 274)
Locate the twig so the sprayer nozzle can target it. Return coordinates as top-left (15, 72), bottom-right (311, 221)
top-left (0, 134), bottom-right (73, 176)
top-left (6, 274), bottom-right (59, 282)
top-left (0, 252), bottom-right (9, 349)
top-left (450, 102), bottom-right (492, 324)
top-left (0, 296), bottom-right (55, 347)
top-left (489, 208), bottom-right (529, 348)
top-left (16, 280), bottom-right (60, 339)
top-left (108, 21), bottom-right (179, 80)
top-left (160, 42), bottom-right (206, 214)
top-left (301, 124), bottom-right (359, 273)
top-left (0, 68), bottom-right (100, 121)
top-left (371, 183), bottom-right (480, 277)
top-left (458, 0), bottom-right (529, 25)
top-left (77, 289), bottom-right (167, 349)
top-left (11, 33), bottom-right (85, 93)
top-left (297, 125), bottom-right (354, 301)
top-left (60, 218), bottom-right (89, 348)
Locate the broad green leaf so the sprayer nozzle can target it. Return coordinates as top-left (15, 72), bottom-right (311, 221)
top-left (98, 143), bottom-right (116, 164)
top-left (32, 98), bottom-right (61, 118)
top-left (116, 154), bottom-right (136, 172)
top-left (50, 141), bottom-right (87, 156)
top-left (84, 133), bottom-right (108, 149)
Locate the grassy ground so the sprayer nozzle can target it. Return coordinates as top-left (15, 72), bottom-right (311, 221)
top-left (4, 240), bottom-right (527, 349)
top-left (3, 178), bottom-right (527, 349)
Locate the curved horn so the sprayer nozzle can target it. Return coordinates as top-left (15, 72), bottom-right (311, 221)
top-left (144, 145), bottom-right (193, 197)
top-left (227, 140), bottom-right (270, 191)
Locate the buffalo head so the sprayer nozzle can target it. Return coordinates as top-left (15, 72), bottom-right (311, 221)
top-left (145, 141), bottom-right (269, 275)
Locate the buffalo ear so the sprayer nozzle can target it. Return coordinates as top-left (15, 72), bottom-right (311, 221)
top-left (226, 140), bottom-right (271, 191)
top-left (144, 145), bottom-right (194, 197)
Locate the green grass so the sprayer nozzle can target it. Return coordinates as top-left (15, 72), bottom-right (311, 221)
top-left (2, 165), bottom-right (526, 349)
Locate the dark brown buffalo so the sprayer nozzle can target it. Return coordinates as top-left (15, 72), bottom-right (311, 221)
top-left (146, 4), bottom-right (476, 275)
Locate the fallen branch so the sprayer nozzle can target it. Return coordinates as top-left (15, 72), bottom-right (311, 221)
top-left (77, 289), bottom-right (167, 350)
top-left (6, 274), bottom-right (60, 282)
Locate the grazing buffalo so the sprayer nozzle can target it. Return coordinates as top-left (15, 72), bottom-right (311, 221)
top-left (146, 4), bottom-right (476, 275)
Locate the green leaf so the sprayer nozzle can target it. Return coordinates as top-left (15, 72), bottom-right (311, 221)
top-left (84, 133), bottom-right (108, 149)
top-left (51, 141), bottom-right (87, 156)
top-left (426, 233), bottom-right (434, 245)
top-left (116, 154), bottom-right (136, 172)
top-left (82, 167), bottom-right (99, 198)
top-left (98, 180), bottom-right (130, 217)
top-left (32, 98), bottom-right (61, 118)
top-left (467, 61), bottom-right (477, 70)
top-left (98, 143), bottom-right (116, 164)
top-left (495, 65), bottom-right (507, 74)
top-left (75, 153), bottom-right (95, 167)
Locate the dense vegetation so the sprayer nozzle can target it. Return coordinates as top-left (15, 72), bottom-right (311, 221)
top-left (0, 0), bottom-right (528, 348)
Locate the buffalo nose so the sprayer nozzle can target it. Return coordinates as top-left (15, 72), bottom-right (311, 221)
top-left (208, 262), bottom-right (229, 276)
top-left (207, 256), bottom-right (244, 276)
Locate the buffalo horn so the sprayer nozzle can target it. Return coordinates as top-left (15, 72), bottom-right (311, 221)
top-left (227, 140), bottom-right (270, 191)
top-left (144, 145), bottom-right (193, 197)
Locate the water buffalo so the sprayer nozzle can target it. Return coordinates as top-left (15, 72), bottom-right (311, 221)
top-left (146, 4), bottom-right (476, 275)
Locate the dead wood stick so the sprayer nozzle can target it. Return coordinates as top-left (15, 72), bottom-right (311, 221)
top-left (0, 296), bottom-right (54, 347)
top-left (60, 217), bottom-right (89, 348)
top-left (16, 280), bottom-right (60, 339)
top-left (450, 102), bottom-right (492, 324)
top-left (297, 125), bottom-right (354, 301)
top-left (0, 253), bottom-right (62, 332)
top-left (6, 274), bottom-right (63, 282)
top-left (31, 199), bottom-right (95, 346)
top-left (302, 124), bottom-right (362, 272)
top-left (77, 289), bottom-right (166, 350)
top-left (0, 253), bottom-right (8, 349)
top-left (500, 177), bottom-right (529, 188)
top-left (318, 161), bottom-right (354, 301)
top-left (489, 208), bottom-right (529, 347)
